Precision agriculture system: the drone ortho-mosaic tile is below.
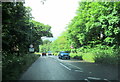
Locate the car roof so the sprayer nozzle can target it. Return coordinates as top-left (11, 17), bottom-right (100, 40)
top-left (60, 51), bottom-right (65, 52)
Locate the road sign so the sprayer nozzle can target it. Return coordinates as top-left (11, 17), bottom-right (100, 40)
top-left (30, 44), bottom-right (33, 48)
top-left (70, 45), bottom-right (74, 49)
top-left (29, 48), bottom-right (34, 52)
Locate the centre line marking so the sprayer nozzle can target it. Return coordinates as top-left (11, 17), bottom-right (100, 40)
top-left (87, 77), bottom-right (101, 80)
top-left (67, 63), bottom-right (82, 70)
top-left (75, 70), bottom-right (83, 72)
top-left (60, 63), bottom-right (71, 70)
top-left (84, 79), bottom-right (90, 82)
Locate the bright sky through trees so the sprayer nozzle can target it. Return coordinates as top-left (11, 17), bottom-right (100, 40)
top-left (25, 0), bottom-right (80, 41)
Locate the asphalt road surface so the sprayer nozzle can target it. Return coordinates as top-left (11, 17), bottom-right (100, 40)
top-left (20, 56), bottom-right (118, 81)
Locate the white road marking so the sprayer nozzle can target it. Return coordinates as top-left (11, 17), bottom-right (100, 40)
top-left (50, 56), bottom-right (83, 71)
top-left (84, 79), bottom-right (90, 82)
top-left (75, 70), bottom-right (83, 72)
top-left (104, 79), bottom-right (111, 82)
top-left (67, 63), bottom-right (82, 70)
top-left (87, 77), bottom-right (101, 80)
top-left (60, 63), bottom-right (71, 70)
top-left (87, 77), bottom-right (110, 81)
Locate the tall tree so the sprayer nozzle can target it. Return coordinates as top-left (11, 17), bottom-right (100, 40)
top-left (2, 2), bottom-right (53, 55)
top-left (66, 2), bottom-right (120, 48)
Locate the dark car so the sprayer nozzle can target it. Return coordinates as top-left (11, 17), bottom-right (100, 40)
top-left (42, 52), bottom-right (46, 56)
top-left (58, 51), bottom-right (70, 59)
top-left (48, 51), bottom-right (52, 55)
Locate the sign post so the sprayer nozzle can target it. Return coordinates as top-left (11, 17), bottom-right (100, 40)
top-left (29, 48), bottom-right (34, 53)
top-left (29, 44), bottom-right (34, 53)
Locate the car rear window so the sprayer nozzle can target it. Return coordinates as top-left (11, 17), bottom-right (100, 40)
top-left (60, 51), bottom-right (70, 53)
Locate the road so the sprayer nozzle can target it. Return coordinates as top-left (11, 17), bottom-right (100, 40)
top-left (20, 56), bottom-right (118, 81)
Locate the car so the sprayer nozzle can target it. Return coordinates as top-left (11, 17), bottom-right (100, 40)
top-left (42, 52), bottom-right (46, 56)
top-left (58, 51), bottom-right (70, 59)
top-left (48, 51), bottom-right (52, 55)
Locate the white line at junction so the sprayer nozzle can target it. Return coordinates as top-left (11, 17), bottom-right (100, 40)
top-left (60, 63), bottom-right (71, 70)
top-left (66, 63), bottom-right (82, 70)
top-left (75, 70), bottom-right (83, 72)
top-left (87, 77), bottom-right (101, 80)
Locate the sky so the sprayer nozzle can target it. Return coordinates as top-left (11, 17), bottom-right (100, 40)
top-left (25, 0), bottom-right (80, 41)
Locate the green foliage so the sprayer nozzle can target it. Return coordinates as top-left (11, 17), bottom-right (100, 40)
top-left (53, 53), bottom-right (59, 56)
top-left (29, 20), bottom-right (53, 52)
top-left (70, 52), bottom-right (83, 60)
top-left (43, 31), bottom-right (71, 53)
top-left (82, 53), bottom-right (95, 62)
top-left (2, 2), bottom-right (31, 53)
top-left (66, 2), bottom-right (120, 47)
top-left (70, 45), bottom-right (119, 64)
top-left (40, 40), bottom-right (52, 52)
top-left (63, 2), bottom-right (120, 64)
top-left (2, 2), bottom-right (53, 80)
top-left (93, 46), bottom-right (119, 64)
top-left (46, 2), bottom-right (120, 65)
top-left (2, 2), bottom-right (53, 54)
top-left (2, 53), bottom-right (39, 80)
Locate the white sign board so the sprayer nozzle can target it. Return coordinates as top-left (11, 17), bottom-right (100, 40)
top-left (29, 48), bottom-right (34, 52)
top-left (30, 44), bottom-right (33, 48)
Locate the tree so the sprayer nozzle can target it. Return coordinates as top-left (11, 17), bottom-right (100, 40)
top-left (66, 2), bottom-right (120, 48)
top-left (2, 2), bottom-right (32, 55)
top-left (40, 40), bottom-right (52, 52)
top-left (2, 2), bottom-right (53, 55)
top-left (50, 31), bottom-right (71, 52)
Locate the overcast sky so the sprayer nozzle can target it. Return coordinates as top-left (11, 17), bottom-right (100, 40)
top-left (25, 0), bottom-right (80, 41)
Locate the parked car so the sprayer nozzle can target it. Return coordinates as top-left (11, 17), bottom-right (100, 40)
top-left (48, 51), bottom-right (52, 55)
top-left (42, 52), bottom-right (46, 56)
top-left (58, 51), bottom-right (70, 59)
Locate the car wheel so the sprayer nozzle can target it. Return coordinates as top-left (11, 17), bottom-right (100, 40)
top-left (68, 57), bottom-right (70, 59)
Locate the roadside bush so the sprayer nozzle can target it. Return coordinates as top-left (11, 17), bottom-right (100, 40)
top-left (78, 45), bottom-right (119, 64)
top-left (53, 53), bottom-right (58, 56)
top-left (72, 45), bottom-right (119, 64)
top-left (70, 52), bottom-right (83, 60)
top-left (2, 53), bottom-right (39, 80)
top-left (94, 49), bottom-right (119, 64)
top-left (82, 53), bottom-right (95, 62)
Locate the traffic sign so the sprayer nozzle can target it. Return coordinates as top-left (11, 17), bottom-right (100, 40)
top-left (29, 48), bottom-right (34, 52)
top-left (70, 45), bottom-right (74, 49)
top-left (30, 44), bottom-right (33, 48)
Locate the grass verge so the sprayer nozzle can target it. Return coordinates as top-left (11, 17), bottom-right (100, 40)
top-left (70, 46), bottom-right (119, 64)
top-left (2, 53), bottom-right (40, 80)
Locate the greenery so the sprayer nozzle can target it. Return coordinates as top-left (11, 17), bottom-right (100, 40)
top-left (2, 53), bottom-right (40, 80)
top-left (2, 2), bottom-right (53, 80)
top-left (70, 45), bottom-right (119, 64)
top-left (40, 32), bottom-right (71, 53)
top-left (70, 2), bottom-right (120, 65)
top-left (66, 2), bottom-right (120, 47)
top-left (2, 1), bottom-right (120, 80)
top-left (39, 40), bottom-right (52, 53)
top-left (2, 2), bottom-right (53, 54)
top-left (40, 2), bottom-right (120, 65)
